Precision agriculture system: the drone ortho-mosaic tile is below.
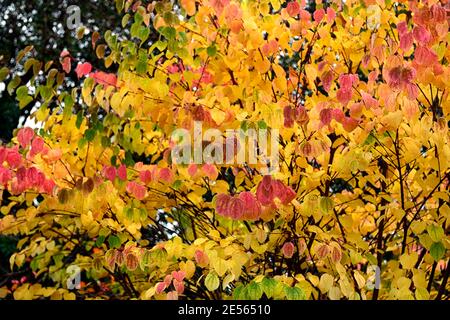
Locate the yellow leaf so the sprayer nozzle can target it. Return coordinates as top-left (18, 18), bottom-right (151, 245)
top-left (222, 273), bottom-right (235, 290)
top-left (399, 252), bottom-right (418, 270)
top-left (213, 258), bottom-right (228, 277)
top-left (328, 286), bottom-right (342, 300)
top-left (204, 272), bottom-right (220, 291)
top-left (318, 274), bottom-right (334, 293)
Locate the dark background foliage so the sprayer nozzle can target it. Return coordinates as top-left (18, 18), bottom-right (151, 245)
top-left (0, 0), bottom-right (124, 289)
top-left (0, 0), bottom-right (123, 143)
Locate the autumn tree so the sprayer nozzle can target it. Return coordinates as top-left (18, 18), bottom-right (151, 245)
top-left (0, 0), bottom-right (449, 300)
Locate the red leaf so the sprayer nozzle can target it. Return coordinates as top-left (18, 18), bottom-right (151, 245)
top-left (103, 166), bottom-right (117, 182)
top-left (75, 62), bottom-right (92, 78)
top-left (0, 167), bottom-right (12, 186)
top-left (286, 1), bottom-right (300, 17)
top-left (256, 175), bottom-right (275, 206)
top-left (89, 71), bottom-right (117, 87)
top-left (6, 148), bottom-right (22, 168)
top-left (117, 164), bottom-right (127, 181)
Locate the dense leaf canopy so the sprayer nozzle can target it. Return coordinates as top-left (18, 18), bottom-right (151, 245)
top-left (0, 0), bottom-right (449, 300)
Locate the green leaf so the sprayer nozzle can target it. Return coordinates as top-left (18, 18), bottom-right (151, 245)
top-left (0, 67), bottom-right (9, 81)
top-left (115, 0), bottom-right (125, 12)
top-left (136, 57), bottom-right (148, 75)
top-left (284, 286), bottom-right (306, 300)
top-left (7, 75), bottom-right (21, 95)
top-left (76, 111), bottom-right (83, 129)
top-left (204, 272), bottom-right (220, 291)
top-left (108, 235), bottom-right (121, 249)
top-left (232, 284), bottom-right (245, 300)
top-left (138, 26), bottom-right (150, 44)
top-left (258, 120), bottom-right (267, 129)
top-left (430, 242), bottom-right (445, 262)
top-left (261, 277), bottom-right (277, 298)
top-left (319, 196), bottom-right (334, 215)
top-left (122, 14), bottom-right (130, 28)
top-left (16, 85), bottom-right (28, 99)
top-left (39, 85), bottom-right (52, 101)
top-left (19, 96), bottom-right (33, 109)
top-left (101, 136), bottom-right (111, 148)
top-left (160, 27), bottom-right (176, 40)
top-left (207, 44), bottom-right (217, 57)
top-left (152, 41), bottom-right (167, 52)
top-left (78, 137), bottom-right (88, 149)
top-left (246, 281), bottom-right (263, 300)
top-left (124, 151), bottom-right (135, 166)
top-left (240, 120), bottom-right (249, 133)
top-left (95, 236), bottom-right (105, 247)
top-left (84, 128), bottom-right (96, 142)
top-left (427, 224), bottom-right (444, 243)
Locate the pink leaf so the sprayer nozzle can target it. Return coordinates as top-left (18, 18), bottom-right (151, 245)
top-left (187, 164), bottom-right (198, 177)
top-left (17, 127), bottom-right (35, 148)
top-left (256, 175), bottom-right (275, 206)
top-left (216, 193), bottom-right (232, 217)
top-left (166, 291), bottom-right (178, 300)
top-left (139, 170), bottom-right (152, 184)
top-left (156, 282), bottom-right (167, 294)
top-left (158, 168), bottom-right (174, 183)
top-left (126, 181), bottom-right (146, 200)
top-left (103, 166), bottom-right (117, 182)
top-left (413, 25), bottom-right (431, 45)
top-left (202, 163), bottom-right (218, 180)
top-left (228, 197), bottom-right (244, 220)
top-left (194, 249), bottom-right (209, 266)
top-left (30, 137), bottom-right (45, 157)
top-left (321, 70), bottom-right (333, 93)
top-left (320, 108), bottom-right (333, 126)
top-left (399, 32), bottom-right (413, 52)
top-left (173, 279), bottom-right (185, 294)
top-left (238, 191), bottom-right (262, 220)
top-left (60, 49), bottom-right (70, 58)
top-left (414, 46), bottom-right (437, 65)
top-left (61, 56), bottom-right (71, 74)
top-left (117, 164), bottom-right (127, 181)
top-left (171, 270), bottom-right (186, 282)
top-left (313, 8), bottom-right (325, 22)
top-left (397, 21), bottom-right (408, 35)
top-left (326, 8), bottom-right (336, 23)
top-left (282, 242), bottom-right (295, 258)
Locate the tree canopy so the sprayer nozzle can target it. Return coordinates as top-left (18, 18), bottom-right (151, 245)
top-left (0, 0), bottom-right (449, 300)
